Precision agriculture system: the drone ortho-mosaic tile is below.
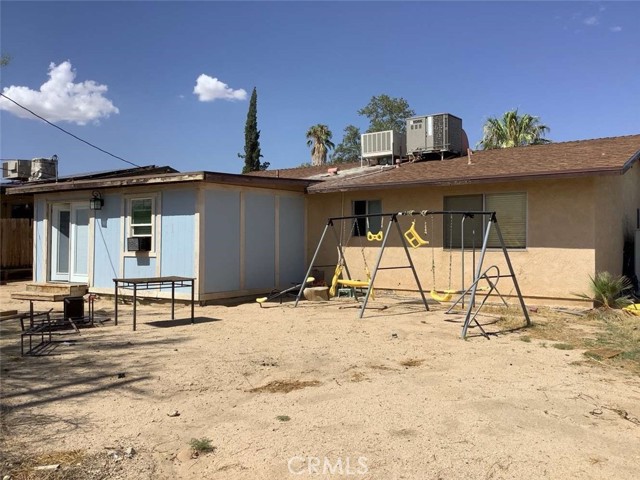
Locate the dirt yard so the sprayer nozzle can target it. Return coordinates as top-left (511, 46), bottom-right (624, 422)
top-left (1, 281), bottom-right (639, 479)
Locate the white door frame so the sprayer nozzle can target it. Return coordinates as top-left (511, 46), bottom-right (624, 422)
top-left (50, 202), bottom-right (90, 283)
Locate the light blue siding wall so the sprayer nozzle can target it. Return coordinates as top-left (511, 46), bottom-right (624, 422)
top-left (244, 192), bottom-right (275, 289)
top-left (160, 189), bottom-right (196, 278)
top-left (123, 256), bottom-right (157, 278)
top-left (34, 198), bottom-right (46, 282)
top-left (92, 193), bottom-right (121, 288)
top-left (278, 196), bottom-right (305, 287)
top-left (204, 189), bottom-right (241, 292)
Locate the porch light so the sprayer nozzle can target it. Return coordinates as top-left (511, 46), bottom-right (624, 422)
top-left (89, 191), bottom-right (104, 210)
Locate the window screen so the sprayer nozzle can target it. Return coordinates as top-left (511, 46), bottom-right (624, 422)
top-left (443, 193), bottom-right (527, 249)
top-left (486, 192), bottom-right (527, 248)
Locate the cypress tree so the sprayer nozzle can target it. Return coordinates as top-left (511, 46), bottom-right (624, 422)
top-left (239, 87), bottom-right (268, 173)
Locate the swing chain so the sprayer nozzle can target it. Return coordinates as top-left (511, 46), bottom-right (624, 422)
top-left (448, 214), bottom-right (453, 290)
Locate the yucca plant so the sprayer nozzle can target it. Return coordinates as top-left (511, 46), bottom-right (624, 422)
top-left (575, 272), bottom-right (633, 309)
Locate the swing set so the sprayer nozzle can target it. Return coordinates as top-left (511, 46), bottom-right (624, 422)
top-left (296, 212), bottom-right (430, 315)
top-left (295, 210), bottom-right (531, 339)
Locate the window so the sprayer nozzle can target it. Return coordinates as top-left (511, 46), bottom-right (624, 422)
top-left (443, 193), bottom-right (527, 249)
top-left (352, 200), bottom-right (382, 237)
top-left (443, 195), bottom-right (484, 249)
top-left (130, 198), bottom-right (153, 237)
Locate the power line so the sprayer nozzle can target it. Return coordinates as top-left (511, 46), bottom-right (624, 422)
top-left (0, 92), bottom-right (140, 168)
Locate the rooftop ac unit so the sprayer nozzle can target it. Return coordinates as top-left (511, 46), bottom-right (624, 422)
top-left (30, 157), bottom-right (58, 181)
top-left (361, 130), bottom-right (406, 164)
top-left (2, 160), bottom-right (31, 180)
top-left (406, 113), bottom-right (463, 160)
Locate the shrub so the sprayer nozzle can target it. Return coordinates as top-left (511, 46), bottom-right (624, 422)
top-left (575, 272), bottom-right (633, 309)
top-left (189, 437), bottom-right (215, 454)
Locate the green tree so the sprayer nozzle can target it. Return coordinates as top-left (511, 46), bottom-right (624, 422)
top-left (330, 125), bottom-right (361, 164)
top-left (0, 54), bottom-right (10, 67)
top-left (478, 109), bottom-right (551, 150)
top-left (358, 94), bottom-right (415, 134)
top-left (239, 87), bottom-right (269, 173)
top-left (306, 124), bottom-right (335, 166)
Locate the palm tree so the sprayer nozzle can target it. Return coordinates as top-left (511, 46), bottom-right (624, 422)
top-left (306, 124), bottom-right (335, 166)
top-left (478, 109), bottom-right (550, 150)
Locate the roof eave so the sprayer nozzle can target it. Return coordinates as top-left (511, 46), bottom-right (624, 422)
top-left (6, 170), bottom-right (319, 195)
top-left (6, 172), bottom-right (207, 194)
top-left (622, 148), bottom-right (640, 173)
top-left (307, 167), bottom-right (627, 194)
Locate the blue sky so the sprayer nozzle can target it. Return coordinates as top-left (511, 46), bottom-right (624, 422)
top-left (1, 1), bottom-right (639, 176)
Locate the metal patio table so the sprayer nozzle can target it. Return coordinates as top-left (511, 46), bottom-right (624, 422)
top-left (113, 276), bottom-right (195, 331)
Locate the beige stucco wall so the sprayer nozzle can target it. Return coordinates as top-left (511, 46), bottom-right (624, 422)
top-left (306, 177), bottom-right (605, 305)
top-left (593, 163), bottom-right (640, 277)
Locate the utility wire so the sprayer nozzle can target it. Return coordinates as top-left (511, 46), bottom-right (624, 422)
top-left (0, 92), bottom-right (140, 168)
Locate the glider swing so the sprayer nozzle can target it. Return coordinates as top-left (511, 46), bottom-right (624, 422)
top-left (329, 218), bottom-right (374, 298)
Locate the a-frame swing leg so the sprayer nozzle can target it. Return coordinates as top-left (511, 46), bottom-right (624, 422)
top-left (461, 219), bottom-right (492, 338)
top-left (461, 217), bottom-right (530, 338)
top-left (492, 220), bottom-right (531, 327)
top-left (358, 215), bottom-right (429, 319)
top-left (395, 217), bottom-right (430, 314)
top-left (294, 219), bottom-right (355, 307)
top-left (294, 221), bottom-right (332, 307)
top-left (357, 218), bottom-right (394, 318)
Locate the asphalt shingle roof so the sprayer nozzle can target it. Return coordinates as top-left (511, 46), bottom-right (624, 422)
top-left (305, 135), bottom-right (640, 193)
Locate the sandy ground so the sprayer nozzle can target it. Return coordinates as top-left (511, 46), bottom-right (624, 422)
top-left (1, 281), bottom-right (639, 479)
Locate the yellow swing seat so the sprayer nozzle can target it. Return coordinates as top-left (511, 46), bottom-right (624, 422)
top-left (430, 289), bottom-right (456, 302)
top-left (337, 279), bottom-right (370, 288)
top-left (623, 303), bottom-right (640, 316)
top-left (329, 264), bottom-right (343, 297)
top-left (404, 221), bottom-right (429, 248)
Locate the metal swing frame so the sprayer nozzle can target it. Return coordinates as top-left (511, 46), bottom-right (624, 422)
top-left (295, 210), bottom-right (530, 339)
top-left (294, 213), bottom-right (430, 317)
top-left (400, 210), bottom-right (531, 338)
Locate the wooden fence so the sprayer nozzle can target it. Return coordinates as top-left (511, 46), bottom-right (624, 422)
top-left (1, 218), bottom-right (33, 268)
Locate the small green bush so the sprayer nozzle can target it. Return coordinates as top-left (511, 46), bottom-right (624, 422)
top-left (575, 272), bottom-right (633, 309)
top-left (189, 437), bottom-right (215, 453)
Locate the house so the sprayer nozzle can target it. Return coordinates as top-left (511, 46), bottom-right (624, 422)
top-left (249, 135), bottom-right (640, 305)
top-left (6, 167), bottom-right (313, 301)
top-left (6, 134), bottom-right (640, 306)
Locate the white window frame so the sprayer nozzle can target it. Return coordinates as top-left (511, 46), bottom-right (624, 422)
top-left (124, 194), bottom-right (160, 256)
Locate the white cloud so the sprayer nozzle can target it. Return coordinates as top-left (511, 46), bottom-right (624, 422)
top-left (610, 26), bottom-right (623, 33)
top-left (583, 16), bottom-right (599, 26)
top-left (0, 61), bottom-right (118, 125)
top-left (193, 74), bottom-right (247, 102)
